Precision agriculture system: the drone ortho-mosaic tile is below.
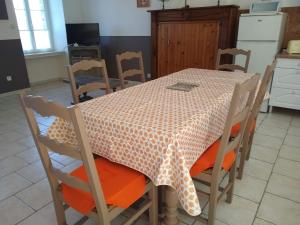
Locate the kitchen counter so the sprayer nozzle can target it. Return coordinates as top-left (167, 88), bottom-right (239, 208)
top-left (277, 51), bottom-right (300, 59)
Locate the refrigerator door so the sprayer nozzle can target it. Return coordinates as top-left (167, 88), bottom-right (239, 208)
top-left (238, 14), bottom-right (284, 41)
top-left (236, 41), bottom-right (278, 74)
top-left (236, 41), bottom-right (279, 112)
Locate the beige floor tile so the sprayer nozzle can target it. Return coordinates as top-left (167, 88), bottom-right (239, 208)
top-left (0, 130), bottom-right (26, 143)
top-left (0, 156), bottom-right (28, 177)
top-left (17, 160), bottom-right (63, 183)
top-left (267, 173), bottom-right (300, 203)
top-left (291, 117), bottom-right (300, 128)
top-left (17, 136), bottom-right (35, 148)
top-left (256, 125), bottom-right (287, 139)
top-left (193, 219), bottom-right (228, 225)
top-left (273, 158), bottom-right (300, 180)
top-left (204, 195), bottom-right (258, 225)
top-left (260, 119), bottom-right (290, 130)
top-left (0, 196), bottom-right (34, 225)
top-left (279, 145), bottom-right (300, 162)
top-left (232, 174), bottom-right (267, 203)
top-left (253, 134), bottom-right (283, 150)
top-left (257, 193), bottom-right (300, 225)
top-left (0, 173), bottom-right (32, 201)
top-left (243, 158), bottom-right (273, 181)
top-left (253, 218), bottom-right (276, 225)
top-left (178, 210), bottom-right (196, 225)
top-left (288, 126), bottom-right (300, 136)
top-left (50, 152), bottom-right (76, 166)
top-left (16, 179), bottom-right (52, 210)
top-left (0, 142), bottom-right (28, 160)
top-left (250, 144), bottom-right (279, 164)
top-left (16, 147), bottom-right (41, 164)
top-left (17, 203), bottom-right (57, 225)
top-left (265, 113), bottom-right (292, 122)
top-left (283, 134), bottom-right (300, 148)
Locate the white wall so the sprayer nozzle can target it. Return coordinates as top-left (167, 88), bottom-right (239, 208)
top-left (25, 54), bottom-right (67, 84)
top-left (62, 0), bottom-right (84, 23)
top-left (77, 0), bottom-right (300, 37)
top-left (0, 0), bottom-right (19, 40)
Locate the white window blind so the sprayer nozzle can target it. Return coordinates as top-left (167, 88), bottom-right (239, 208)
top-left (13, 0), bottom-right (52, 53)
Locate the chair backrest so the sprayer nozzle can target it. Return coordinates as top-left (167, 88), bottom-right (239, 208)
top-left (67, 59), bottom-right (110, 104)
top-left (216, 48), bottom-right (251, 73)
top-left (212, 74), bottom-right (259, 180)
top-left (19, 92), bottom-right (110, 224)
top-left (116, 51), bottom-right (146, 88)
top-left (243, 60), bottom-right (277, 146)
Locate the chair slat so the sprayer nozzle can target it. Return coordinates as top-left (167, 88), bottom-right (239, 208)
top-left (216, 48), bottom-right (251, 73)
top-left (218, 64), bottom-right (246, 72)
top-left (116, 51), bottom-right (145, 89)
top-left (23, 95), bottom-right (72, 122)
top-left (77, 82), bottom-right (109, 96)
top-left (50, 166), bottom-right (91, 193)
top-left (231, 106), bottom-right (250, 127)
top-left (70, 60), bottom-right (106, 74)
top-left (67, 59), bottom-right (111, 104)
top-left (123, 69), bottom-right (144, 78)
top-left (38, 135), bottom-right (82, 160)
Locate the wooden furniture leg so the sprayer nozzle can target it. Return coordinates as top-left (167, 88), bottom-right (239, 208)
top-left (162, 186), bottom-right (179, 225)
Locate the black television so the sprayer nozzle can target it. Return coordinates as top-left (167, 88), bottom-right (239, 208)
top-left (66, 23), bottom-right (100, 46)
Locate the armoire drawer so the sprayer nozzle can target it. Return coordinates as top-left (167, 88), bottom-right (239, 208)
top-left (269, 87), bottom-right (300, 110)
top-left (276, 58), bottom-right (300, 69)
top-left (272, 68), bottom-right (300, 90)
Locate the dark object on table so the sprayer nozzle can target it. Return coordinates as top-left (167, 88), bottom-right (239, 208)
top-left (166, 82), bottom-right (199, 92)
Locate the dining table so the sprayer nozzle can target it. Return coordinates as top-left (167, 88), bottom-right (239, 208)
top-left (47, 68), bottom-right (254, 225)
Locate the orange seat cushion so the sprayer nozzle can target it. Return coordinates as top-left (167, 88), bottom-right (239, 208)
top-left (62, 158), bottom-right (146, 215)
top-left (231, 119), bottom-right (256, 137)
top-left (190, 140), bottom-right (236, 177)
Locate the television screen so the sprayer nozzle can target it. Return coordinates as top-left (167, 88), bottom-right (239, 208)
top-left (0, 0), bottom-right (8, 20)
top-left (66, 23), bottom-right (100, 46)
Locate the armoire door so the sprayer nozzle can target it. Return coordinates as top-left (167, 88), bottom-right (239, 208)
top-left (157, 21), bottom-right (220, 77)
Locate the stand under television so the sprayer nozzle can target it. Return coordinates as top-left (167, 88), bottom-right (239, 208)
top-left (68, 45), bottom-right (101, 65)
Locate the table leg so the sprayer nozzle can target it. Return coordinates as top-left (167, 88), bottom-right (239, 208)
top-left (161, 186), bottom-right (179, 225)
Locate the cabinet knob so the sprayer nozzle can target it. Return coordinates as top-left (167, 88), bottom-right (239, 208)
top-left (257, 19), bottom-right (263, 22)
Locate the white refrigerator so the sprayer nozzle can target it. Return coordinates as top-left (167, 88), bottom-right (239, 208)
top-left (236, 13), bottom-right (286, 112)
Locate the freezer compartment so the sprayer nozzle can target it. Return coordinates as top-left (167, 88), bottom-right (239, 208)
top-left (238, 14), bottom-right (284, 41)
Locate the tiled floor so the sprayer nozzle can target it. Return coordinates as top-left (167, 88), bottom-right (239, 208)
top-left (0, 81), bottom-right (300, 225)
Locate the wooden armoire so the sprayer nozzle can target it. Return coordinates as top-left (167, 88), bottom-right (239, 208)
top-left (149, 5), bottom-right (240, 79)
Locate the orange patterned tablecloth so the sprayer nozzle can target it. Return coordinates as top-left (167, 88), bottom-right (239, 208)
top-left (47, 68), bottom-right (253, 216)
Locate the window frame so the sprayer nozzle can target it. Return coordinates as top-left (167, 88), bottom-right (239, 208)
top-left (14, 0), bottom-right (54, 54)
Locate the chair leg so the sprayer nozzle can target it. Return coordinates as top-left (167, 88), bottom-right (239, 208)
top-left (207, 189), bottom-right (218, 225)
top-left (52, 194), bottom-right (67, 225)
top-left (149, 184), bottom-right (158, 225)
top-left (226, 161), bottom-right (236, 203)
top-left (246, 132), bottom-right (254, 160)
top-left (237, 146), bottom-right (247, 180)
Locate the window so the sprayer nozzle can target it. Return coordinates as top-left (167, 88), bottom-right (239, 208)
top-left (13, 0), bottom-right (52, 53)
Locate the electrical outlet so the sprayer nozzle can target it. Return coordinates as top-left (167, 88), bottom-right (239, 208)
top-left (147, 73), bottom-right (151, 79)
top-left (6, 76), bottom-right (12, 82)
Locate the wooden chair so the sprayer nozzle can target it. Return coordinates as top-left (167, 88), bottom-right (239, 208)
top-left (236, 61), bottom-right (277, 179)
top-left (67, 59), bottom-right (111, 104)
top-left (216, 48), bottom-right (251, 73)
top-left (190, 74), bottom-right (259, 225)
top-left (20, 92), bottom-right (158, 225)
top-left (116, 51), bottom-right (146, 89)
